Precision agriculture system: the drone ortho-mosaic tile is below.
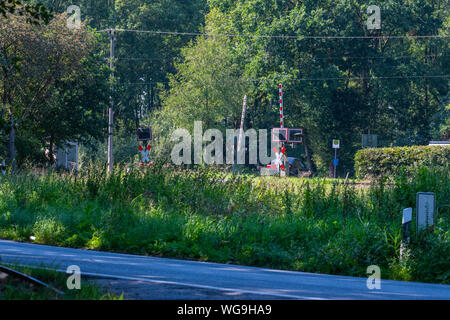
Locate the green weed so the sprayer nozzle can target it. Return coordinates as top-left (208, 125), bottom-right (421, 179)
top-left (0, 164), bottom-right (448, 284)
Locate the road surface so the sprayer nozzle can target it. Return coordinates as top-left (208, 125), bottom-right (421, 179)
top-left (1, 239), bottom-right (449, 299)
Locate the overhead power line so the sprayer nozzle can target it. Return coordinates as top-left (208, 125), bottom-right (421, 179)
top-left (97, 28), bottom-right (449, 40)
top-left (121, 74), bottom-right (449, 85)
top-left (117, 57), bottom-right (162, 61)
top-left (113, 54), bottom-right (449, 63)
top-left (307, 54), bottom-right (450, 60)
top-left (275, 74), bottom-right (449, 81)
top-left (114, 54), bottom-right (450, 61)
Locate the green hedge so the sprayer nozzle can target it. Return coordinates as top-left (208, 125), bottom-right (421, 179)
top-left (355, 146), bottom-right (450, 178)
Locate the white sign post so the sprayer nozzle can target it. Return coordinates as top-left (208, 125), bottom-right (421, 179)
top-left (416, 192), bottom-right (435, 233)
top-left (402, 207), bottom-right (412, 226)
top-left (332, 140), bottom-right (340, 178)
top-left (332, 140), bottom-right (340, 149)
top-left (400, 207), bottom-right (413, 260)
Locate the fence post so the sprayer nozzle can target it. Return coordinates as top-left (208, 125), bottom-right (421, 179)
top-left (400, 207), bottom-right (412, 261)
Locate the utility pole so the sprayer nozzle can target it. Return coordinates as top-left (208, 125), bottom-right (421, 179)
top-left (108, 29), bottom-right (116, 173)
top-left (148, 77), bottom-right (154, 112)
top-left (8, 120), bottom-right (16, 172)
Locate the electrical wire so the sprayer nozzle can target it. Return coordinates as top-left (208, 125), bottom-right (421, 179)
top-left (120, 74), bottom-right (448, 85)
top-left (98, 29), bottom-right (449, 84)
top-left (113, 54), bottom-right (449, 62)
top-left (97, 28), bottom-right (449, 40)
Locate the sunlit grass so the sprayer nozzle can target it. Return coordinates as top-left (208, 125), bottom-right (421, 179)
top-left (0, 164), bottom-right (448, 284)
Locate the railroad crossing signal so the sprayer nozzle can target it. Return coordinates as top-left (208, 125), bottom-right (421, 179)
top-left (139, 144), bottom-right (152, 167)
top-left (269, 84), bottom-right (305, 177)
top-left (267, 146), bottom-right (286, 171)
top-left (272, 128), bottom-right (288, 142)
top-left (137, 127), bottom-right (152, 141)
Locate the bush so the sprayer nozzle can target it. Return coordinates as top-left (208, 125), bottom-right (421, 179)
top-left (355, 146), bottom-right (450, 179)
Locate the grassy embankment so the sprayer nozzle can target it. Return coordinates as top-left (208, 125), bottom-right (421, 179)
top-left (0, 165), bottom-right (448, 284)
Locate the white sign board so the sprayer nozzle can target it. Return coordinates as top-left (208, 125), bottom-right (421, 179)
top-left (402, 208), bottom-right (412, 224)
top-left (332, 139), bottom-right (340, 149)
top-left (416, 192), bottom-right (435, 232)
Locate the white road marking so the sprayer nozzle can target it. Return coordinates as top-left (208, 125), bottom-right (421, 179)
top-left (10, 263), bottom-right (326, 300)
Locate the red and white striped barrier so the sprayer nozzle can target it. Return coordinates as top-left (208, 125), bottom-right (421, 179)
top-left (279, 84), bottom-right (284, 128)
top-left (278, 84), bottom-right (287, 171)
top-left (237, 95), bottom-right (247, 153)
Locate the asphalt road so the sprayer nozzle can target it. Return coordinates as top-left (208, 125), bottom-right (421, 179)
top-left (1, 239), bottom-right (449, 300)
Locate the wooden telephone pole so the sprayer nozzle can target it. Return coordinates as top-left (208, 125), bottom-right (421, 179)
top-left (107, 29), bottom-right (116, 173)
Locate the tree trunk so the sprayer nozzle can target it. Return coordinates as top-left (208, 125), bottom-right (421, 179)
top-left (134, 106), bottom-right (139, 129)
top-left (150, 84), bottom-right (154, 112)
top-left (8, 124), bottom-right (16, 172)
top-left (48, 133), bottom-right (55, 164)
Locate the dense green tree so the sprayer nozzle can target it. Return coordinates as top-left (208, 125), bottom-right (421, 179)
top-left (148, 11), bottom-right (251, 161)
top-left (0, 0), bottom-right (52, 23)
top-left (30, 0), bottom-right (207, 165)
top-left (0, 13), bottom-right (100, 168)
top-left (154, 0), bottom-right (448, 174)
top-left (25, 53), bottom-right (109, 164)
top-left (36, 0), bottom-right (207, 131)
top-left (2, 1), bottom-right (447, 172)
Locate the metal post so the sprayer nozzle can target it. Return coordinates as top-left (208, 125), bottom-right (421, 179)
top-left (334, 148), bottom-right (337, 179)
top-left (108, 29), bottom-right (115, 173)
top-left (400, 208), bottom-right (412, 261)
top-left (279, 84), bottom-right (284, 129)
top-left (344, 172), bottom-right (350, 185)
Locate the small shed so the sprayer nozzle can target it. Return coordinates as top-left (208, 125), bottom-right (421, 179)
top-left (56, 142), bottom-right (78, 171)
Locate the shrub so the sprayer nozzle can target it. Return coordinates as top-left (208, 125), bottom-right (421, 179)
top-left (355, 146), bottom-right (450, 179)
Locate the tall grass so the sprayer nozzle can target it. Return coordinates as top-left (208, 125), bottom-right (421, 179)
top-left (0, 164), bottom-right (448, 284)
